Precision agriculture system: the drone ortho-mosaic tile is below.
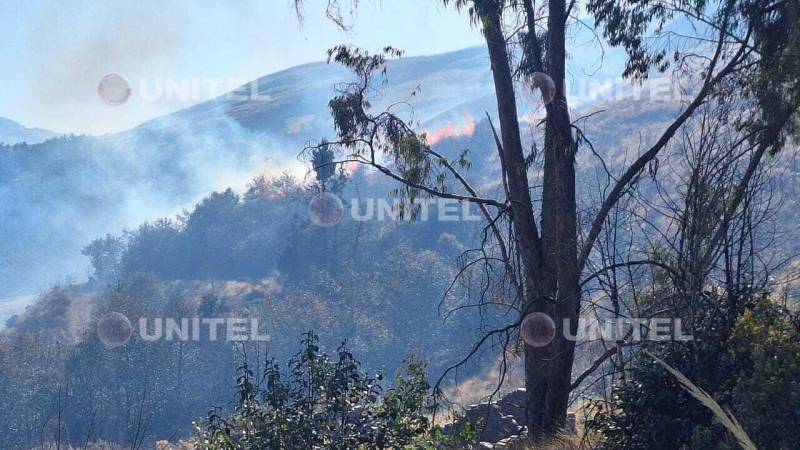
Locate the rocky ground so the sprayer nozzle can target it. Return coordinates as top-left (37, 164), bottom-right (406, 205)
top-left (445, 389), bottom-right (578, 448)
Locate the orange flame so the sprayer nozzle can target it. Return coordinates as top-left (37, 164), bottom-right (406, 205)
top-left (425, 114), bottom-right (477, 146)
top-left (344, 160), bottom-right (360, 175)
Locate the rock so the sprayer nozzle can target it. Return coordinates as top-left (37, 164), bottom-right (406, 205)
top-left (497, 389), bottom-right (578, 435)
top-left (448, 403), bottom-right (522, 443)
top-left (493, 438), bottom-right (512, 449)
top-left (446, 389), bottom-right (578, 446)
top-left (494, 434), bottom-right (529, 449)
top-left (155, 440), bottom-right (194, 450)
top-left (496, 388), bottom-right (527, 426)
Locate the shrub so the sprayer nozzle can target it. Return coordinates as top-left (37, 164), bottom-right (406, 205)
top-left (588, 299), bottom-right (800, 449)
top-left (194, 332), bottom-right (456, 449)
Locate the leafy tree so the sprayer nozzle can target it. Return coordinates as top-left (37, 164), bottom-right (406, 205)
top-left (121, 218), bottom-right (184, 279)
top-left (83, 234), bottom-right (124, 282)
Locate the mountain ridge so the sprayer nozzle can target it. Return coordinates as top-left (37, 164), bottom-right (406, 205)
top-left (0, 44), bottom-right (723, 307)
top-left (0, 116), bottom-right (57, 145)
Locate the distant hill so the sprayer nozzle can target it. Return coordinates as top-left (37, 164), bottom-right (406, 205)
top-left (0, 46), bottom-right (496, 298)
top-left (6, 44), bottom-right (791, 305)
top-left (148, 45), bottom-right (495, 137)
top-left (0, 117), bottom-right (56, 144)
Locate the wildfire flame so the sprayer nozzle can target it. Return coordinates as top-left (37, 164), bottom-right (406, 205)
top-left (425, 113), bottom-right (477, 146)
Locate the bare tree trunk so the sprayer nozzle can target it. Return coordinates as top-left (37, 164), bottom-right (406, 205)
top-left (540, 0), bottom-right (579, 435)
top-left (481, 4), bottom-right (544, 298)
top-left (481, 0), bottom-right (577, 436)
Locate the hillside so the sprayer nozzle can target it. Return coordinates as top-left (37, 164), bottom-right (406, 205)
top-left (2, 43), bottom-right (714, 301)
top-left (0, 162), bottom-right (497, 448)
top-left (0, 46), bottom-right (496, 300)
top-left (0, 117), bottom-right (56, 145)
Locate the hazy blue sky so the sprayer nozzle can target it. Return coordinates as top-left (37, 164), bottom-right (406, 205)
top-left (0, 0), bottom-right (485, 135)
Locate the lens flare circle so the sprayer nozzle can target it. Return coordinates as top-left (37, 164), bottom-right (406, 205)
top-left (98, 73), bottom-right (132, 106)
top-left (309, 192), bottom-right (344, 227)
top-left (97, 312), bottom-right (133, 348)
top-left (520, 312), bottom-right (556, 347)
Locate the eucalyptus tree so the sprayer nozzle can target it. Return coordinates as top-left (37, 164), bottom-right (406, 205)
top-left (296, 0), bottom-right (798, 437)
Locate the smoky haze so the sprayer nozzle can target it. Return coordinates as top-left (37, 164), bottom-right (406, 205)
top-left (0, 43), bottom-right (729, 320)
top-left (0, 46), bottom-right (496, 307)
top-left (0, 0), bottom-right (485, 135)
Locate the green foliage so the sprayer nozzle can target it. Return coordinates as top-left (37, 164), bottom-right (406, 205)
top-left (588, 0), bottom-right (799, 149)
top-left (195, 332), bottom-right (453, 449)
top-left (588, 345), bottom-right (707, 450)
top-left (726, 299), bottom-right (800, 450)
top-left (321, 45), bottom-right (476, 221)
top-left (82, 234), bottom-right (124, 282)
top-left (589, 299), bottom-right (800, 449)
top-left (1, 171), bottom-right (485, 447)
top-left (311, 140), bottom-right (347, 189)
top-left (586, 0), bottom-right (672, 79)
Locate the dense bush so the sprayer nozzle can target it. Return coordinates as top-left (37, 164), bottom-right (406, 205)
top-left (725, 299), bottom-right (800, 450)
top-left (195, 332), bottom-right (462, 449)
top-left (589, 298), bottom-right (800, 450)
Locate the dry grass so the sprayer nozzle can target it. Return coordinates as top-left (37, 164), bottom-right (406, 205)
top-left (527, 433), bottom-right (587, 449)
top-left (488, 430), bottom-right (598, 450)
top-left (156, 440), bottom-right (194, 450)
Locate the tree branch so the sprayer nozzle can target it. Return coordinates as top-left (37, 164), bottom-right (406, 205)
top-left (577, 24), bottom-right (752, 273)
top-left (570, 346), bottom-right (618, 392)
